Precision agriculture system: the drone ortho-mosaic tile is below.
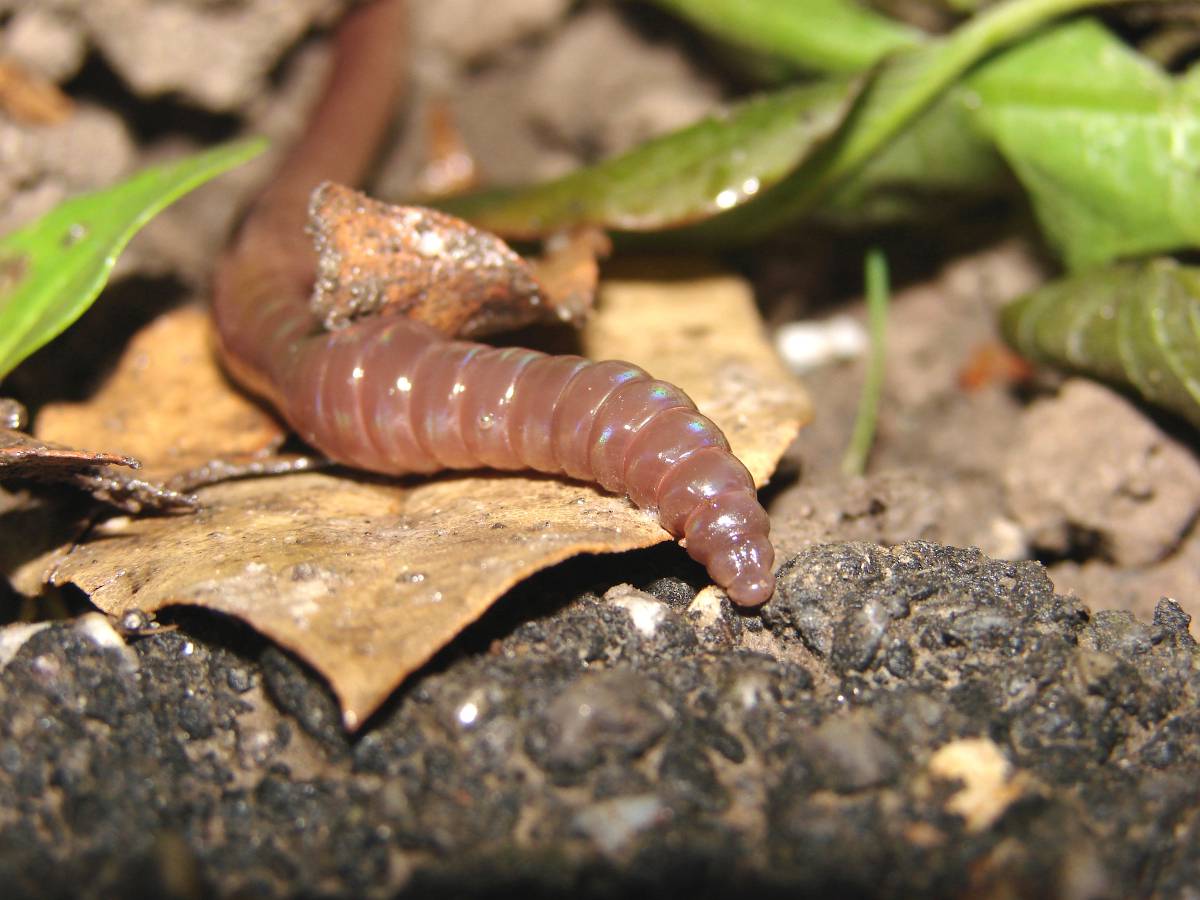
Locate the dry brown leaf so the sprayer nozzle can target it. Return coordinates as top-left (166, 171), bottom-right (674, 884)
top-left (309, 184), bottom-right (599, 336)
top-left (0, 428), bottom-right (196, 513)
top-left (46, 271), bottom-right (810, 727)
top-left (528, 226), bottom-right (612, 326)
top-left (1, 428), bottom-right (138, 475)
top-left (0, 58), bottom-right (74, 125)
top-left (35, 305), bottom-right (286, 484)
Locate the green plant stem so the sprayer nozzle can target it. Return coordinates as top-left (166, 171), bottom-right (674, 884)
top-left (646, 0), bottom-right (922, 74)
top-left (842, 249), bottom-right (890, 478)
top-left (709, 0), bottom-right (1162, 237)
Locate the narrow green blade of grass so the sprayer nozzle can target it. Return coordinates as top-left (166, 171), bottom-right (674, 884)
top-left (646, 0), bottom-right (922, 74)
top-left (441, 79), bottom-right (855, 239)
top-left (1001, 259), bottom-right (1200, 428)
top-left (968, 20), bottom-right (1200, 269)
top-left (0, 136), bottom-right (267, 381)
top-left (843, 248), bottom-right (890, 477)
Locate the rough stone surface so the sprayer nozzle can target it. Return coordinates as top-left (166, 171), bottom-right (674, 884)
top-left (411, 0), bottom-right (570, 67)
top-left (0, 6), bottom-right (87, 82)
top-left (1004, 378), bottom-right (1200, 566)
top-left (78, 0), bottom-right (347, 111)
top-left (1, 541), bottom-right (1196, 898)
top-left (0, 105), bottom-right (135, 233)
top-left (523, 6), bottom-right (722, 164)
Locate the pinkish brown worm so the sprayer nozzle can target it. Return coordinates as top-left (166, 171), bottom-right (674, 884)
top-left (212, 0), bottom-right (775, 604)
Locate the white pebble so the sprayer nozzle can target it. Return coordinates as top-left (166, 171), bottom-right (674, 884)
top-left (775, 315), bottom-right (869, 374)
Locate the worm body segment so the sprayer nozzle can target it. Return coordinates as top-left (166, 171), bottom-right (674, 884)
top-left (211, 0), bottom-right (773, 604)
top-left (214, 273), bottom-right (775, 604)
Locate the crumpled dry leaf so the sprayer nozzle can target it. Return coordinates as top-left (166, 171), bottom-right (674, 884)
top-left (528, 226), bottom-right (612, 327)
top-left (35, 305), bottom-right (286, 484)
top-left (1, 428), bottom-right (137, 475)
top-left (310, 183), bottom-right (602, 336)
top-left (0, 427), bottom-right (196, 513)
top-left (42, 270), bottom-right (810, 727)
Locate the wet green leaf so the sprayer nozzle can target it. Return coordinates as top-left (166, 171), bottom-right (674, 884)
top-left (968, 20), bottom-right (1200, 269)
top-left (447, 0), bottom-right (1144, 242)
top-left (645, 0), bottom-right (921, 74)
top-left (441, 79), bottom-right (854, 239)
top-left (816, 88), bottom-right (1007, 226)
top-left (0, 137), bottom-right (267, 381)
top-left (1002, 259), bottom-right (1200, 428)
top-left (700, 0), bottom-right (1135, 240)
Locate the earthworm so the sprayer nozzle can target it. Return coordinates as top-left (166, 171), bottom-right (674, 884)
top-left (212, 0), bottom-right (775, 604)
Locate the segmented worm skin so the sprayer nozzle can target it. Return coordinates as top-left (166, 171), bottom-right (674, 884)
top-left (211, 0), bottom-right (774, 604)
top-left (215, 277), bottom-right (775, 605)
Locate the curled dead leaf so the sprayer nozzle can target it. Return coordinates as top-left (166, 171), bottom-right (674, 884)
top-left (309, 183), bottom-right (601, 336)
top-left (528, 227), bottom-right (613, 326)
top-left (0, 428), bottom-right (137, 475)
top-left (0, 426), bottom-right (194, 513)
top-left (46, 270), bottom-right (810, 726)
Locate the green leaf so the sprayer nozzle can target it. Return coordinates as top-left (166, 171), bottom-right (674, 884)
top-left (645, 0), bottom-right (922, 74)
top-left (1001, 259), bottom-right (1200, 428)
top-left (0, 137), bottom-right (267, 381)
top-left (441, 79), bottom-right (855, 239)
top-left (817, 88), bottom-right (1008, 226)
top-left (968, 19), bottom-right (1200, 269)
top-left (697, 0), bottom-right (1148, 240)
top-left (446, 0), bottom-right (1148, 243)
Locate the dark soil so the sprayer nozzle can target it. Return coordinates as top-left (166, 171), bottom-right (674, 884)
top-left (3, 543), bottom-right (1197, 898)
